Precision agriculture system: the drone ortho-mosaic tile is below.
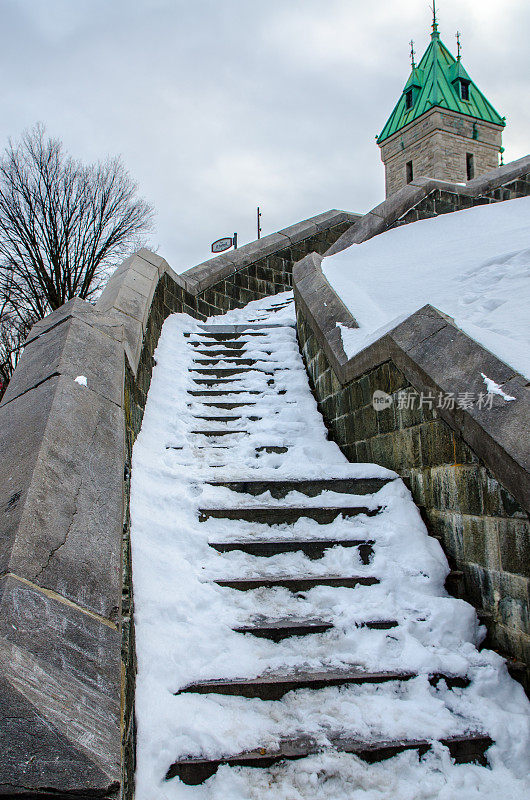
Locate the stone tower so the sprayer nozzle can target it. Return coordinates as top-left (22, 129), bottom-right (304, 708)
top-left (377, 13), bottom-right (505, 197)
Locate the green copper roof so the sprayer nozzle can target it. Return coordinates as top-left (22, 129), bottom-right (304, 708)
top-left (377, 30), bottom-right (505, 144)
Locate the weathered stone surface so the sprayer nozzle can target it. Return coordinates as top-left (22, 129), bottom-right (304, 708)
top-left (0, 375), bottom-right (124, 619)
top-left (2, 314), bottom-right (124, 408)
top-left (0, 640), bottom-right (120, 795)
top-left (0, 575), bottom-right (121, 698)
top-left (325, 212), bottom-right (386, 256)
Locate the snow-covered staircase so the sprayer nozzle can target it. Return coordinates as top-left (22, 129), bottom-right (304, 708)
top-left (131, 294), bottom-right (528, 797)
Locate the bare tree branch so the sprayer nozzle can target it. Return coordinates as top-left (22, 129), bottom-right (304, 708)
top-left (0, 123), bottom-right (154, 393)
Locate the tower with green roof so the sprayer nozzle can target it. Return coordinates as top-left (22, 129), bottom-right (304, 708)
top-left (377, 10), bottom-right (505, 197)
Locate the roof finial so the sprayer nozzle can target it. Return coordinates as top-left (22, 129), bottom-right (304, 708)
top-left (456, 30), bottom-right (462, 60)
top-left (431, 0), bottom-right (439, 36)
top-left (410, 39), bottom-right (416, 69)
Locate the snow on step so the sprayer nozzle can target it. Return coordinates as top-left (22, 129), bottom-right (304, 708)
top-left (131, 291), bottom-right (530, 799)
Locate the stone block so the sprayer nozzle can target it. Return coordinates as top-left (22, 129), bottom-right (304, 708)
top-left (427, 508), bottom-right (465, 565)
top-left (0, 375), bottom-right (124, 619)
top-left (498, 518), bottom-right (530, 578)
top-left (111, 309), bottom-right (144, 373)
top-left (324, 213), bottom-right (386, 256)
top-left (279, 218), bottom-right (318, 245)
top-left (392, 426), bottom-right (422, 472)
top-left (462, 515), bottom-right (501, 570)
top-left (0, 575), bottom-right (121, 700)
top-left (354, 403), bottom-right (378, 440)
top-left (419, 420), bottom-right (456, 468)
top-left (98, 278), bottom-right (153, 328)
top-left (229, 233), bottom-right (291, 269)
top-left (355, 439), bottom-right (373, 463)
top-left (2, 314), bottom-right (124, 408)
top-left (136, 248), bottom-right (171, 275)
top-left (0, 636), bottom-right (120, 795)
top-left (370, 433), bottom-right (396, 471)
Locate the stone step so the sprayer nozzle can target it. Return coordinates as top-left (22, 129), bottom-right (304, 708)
top-left (187, 390), bottom-right (262, 397)
top-left (199, 506), bottom-right (380, 524)
top-left (255, 445), bottom-right (288, 454)
top-left (198, 401), bottom-right (258, 409)
top-left (191, 429), bottom-right (249, 437)
top-left (192, 358), bottom-right (261, 366)
top-left (197, 323), bottom-right (294, 332)
top-left (214, 575), bottom-right (379, 591)
top-left (191, 367), bottom-right (272, 377)
top-left (209, 538), bottom-right (375, 563)
top-left (233, 618), bottom-right (398, 641)
top-left (185, 332), bottom-right (268, 341)
top-left (178, 667), bottom-right (469, 701)
top-left (166, 733), bottom-right (492, 784)
top-left (193, 415), bottom-right (262, 422)
top-left (191, 378), bottom-right (244, 386)
top-left (167, 445), bottom-right (291, 454)
top-left (188, 340), bottom-right (250, 349)
top-left (193, 349), bottom-right (274, 358)
top-left (206, 477), bottom-right (390, 498)
top-left (233, 618), bottom-right (334, 640)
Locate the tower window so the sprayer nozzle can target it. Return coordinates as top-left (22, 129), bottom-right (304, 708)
top-left (406, 160), bottom-right (413, 183)
top-left (405, 89), bottom-right (413, 110)
top-left (466, 153), bottom-right (475, 181)
top-left (460, 80), bottom-right (470, 101)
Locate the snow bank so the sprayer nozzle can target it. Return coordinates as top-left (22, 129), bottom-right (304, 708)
top-left (323, 197), bottom-right (530, 378)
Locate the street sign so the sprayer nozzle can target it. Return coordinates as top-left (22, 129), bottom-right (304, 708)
top-left (211, 237), bottom-right (233, 253)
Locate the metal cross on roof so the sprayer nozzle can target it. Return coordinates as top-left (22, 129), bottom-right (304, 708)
top-left (456, 30), bottom-right (462, 59)
top-left (409, 40), bottom-right (416, 69)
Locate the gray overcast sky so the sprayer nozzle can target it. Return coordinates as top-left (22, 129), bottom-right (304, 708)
top-left (1, 0), bottom-right (529, 272)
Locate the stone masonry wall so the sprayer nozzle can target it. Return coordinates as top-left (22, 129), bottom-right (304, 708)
top-left (379, 108), bottom-right (503, 196)
top-left (296, 309), bottom-right (529, 690)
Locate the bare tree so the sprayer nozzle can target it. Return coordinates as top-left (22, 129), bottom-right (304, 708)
top-left (0, 123), bottom-right (153, 391)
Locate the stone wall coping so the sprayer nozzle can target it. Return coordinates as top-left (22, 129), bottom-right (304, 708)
top-left (293, 251), bottom-right (530, 513)
top-left (325, 154), bottom-right (530, 256)
top-left (91, 210), bottom-right (359, 374)
top-left (181, 210), bottom-right (360, 293)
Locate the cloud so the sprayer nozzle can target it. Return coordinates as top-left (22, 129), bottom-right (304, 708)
top-left (0, 0), bottom-right (528, 271)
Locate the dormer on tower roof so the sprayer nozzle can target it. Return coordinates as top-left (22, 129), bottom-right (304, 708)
top-left (376, 12), bottom-right (506, 197)
top-left (377, 28), bottom-right (505, 144)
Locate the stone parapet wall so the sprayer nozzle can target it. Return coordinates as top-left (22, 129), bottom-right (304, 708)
top-left (293, 251), bottom-right (530, 692)
top-left (327, 154), bottom-right (530, 256)
top-left (0, 209), bottom-right (357, 798)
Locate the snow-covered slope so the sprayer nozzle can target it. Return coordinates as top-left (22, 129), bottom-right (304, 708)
top-left (323, 197), bottom-right (530, 378)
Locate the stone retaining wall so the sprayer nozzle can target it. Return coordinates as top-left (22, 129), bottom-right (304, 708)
top-left (293, 251), bottom-right (530, 692)
top-left (1, 156), bottom-right (529, 796)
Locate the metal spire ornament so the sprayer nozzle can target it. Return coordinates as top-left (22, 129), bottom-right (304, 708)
top-left (431, 0), bottom-right (439, 35)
